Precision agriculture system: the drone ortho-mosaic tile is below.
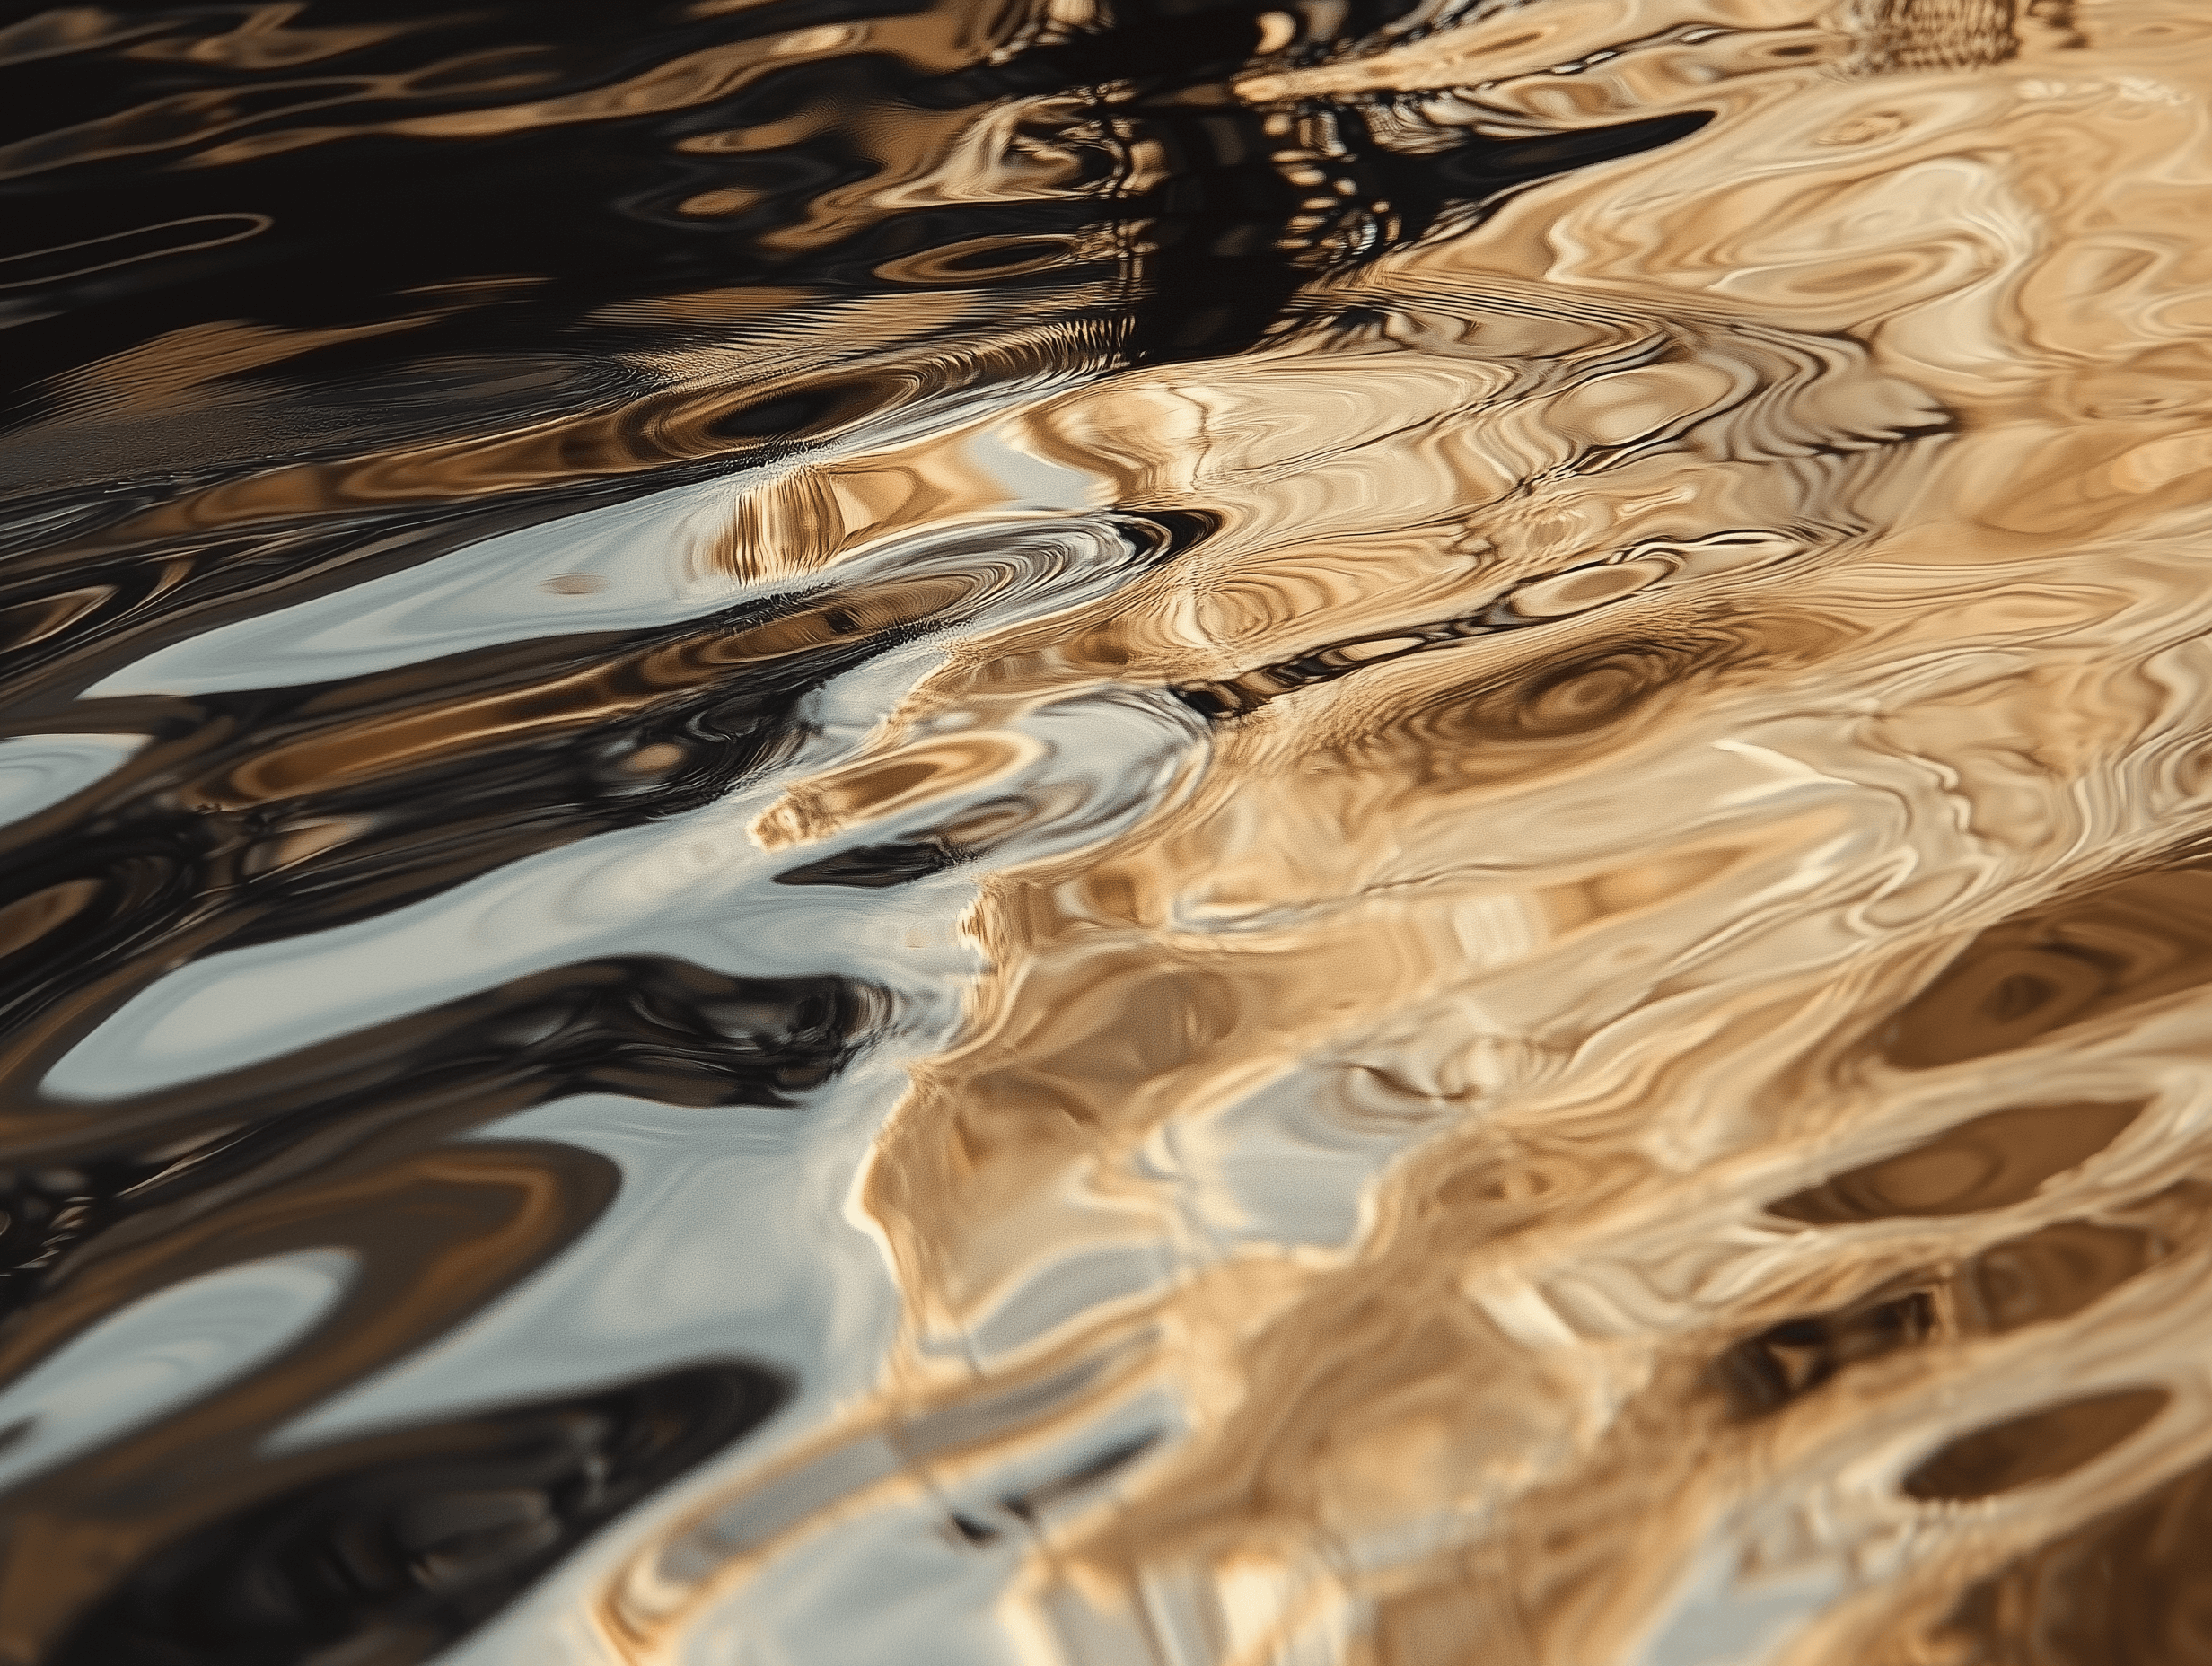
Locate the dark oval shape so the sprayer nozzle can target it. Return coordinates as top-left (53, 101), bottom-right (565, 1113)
top-left (1425, 634), bottom-right (1725, 746)
top-left (1903, 1387), bottom-right (2169, 1503)
top-left (776, 837), bottom-right (967, 889)
top-left (704, 381), bottom-right (871, 442)
top-left (1885, 864), bottom-right (2212, 1068)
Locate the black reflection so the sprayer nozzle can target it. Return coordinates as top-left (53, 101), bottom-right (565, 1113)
top-left (777, 834), bottom-right (972, 888)
top-left (52, 1362), bottom-right (788, 1666)
top-left (0, 0), bottom-right (1716, 457)
top-left (0, 959), bottom-right (887, 1323)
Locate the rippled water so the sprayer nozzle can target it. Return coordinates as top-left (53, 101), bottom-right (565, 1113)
top-left (4, 0), bottom-right (2210, 1661)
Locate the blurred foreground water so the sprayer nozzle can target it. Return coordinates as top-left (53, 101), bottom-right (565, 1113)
top-left (3, 0), bottom-right (2211, 1662)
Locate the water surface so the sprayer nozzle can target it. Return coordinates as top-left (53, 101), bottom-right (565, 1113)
top-left (4, 1), bottom-right (2211, 1662)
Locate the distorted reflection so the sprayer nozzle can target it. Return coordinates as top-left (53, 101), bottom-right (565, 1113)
top-left (2, 1), bottom-right (2210, 1663)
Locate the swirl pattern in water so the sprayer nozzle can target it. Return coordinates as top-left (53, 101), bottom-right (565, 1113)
top-left (1, 0), bottom-right (2209, 1661)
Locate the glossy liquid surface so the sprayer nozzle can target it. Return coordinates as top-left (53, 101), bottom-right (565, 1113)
top-left (3, 2), bottom-right (2210, 1662)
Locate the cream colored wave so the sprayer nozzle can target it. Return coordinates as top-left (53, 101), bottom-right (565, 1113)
top-left (592, 1), bottom-right (2212, 1662)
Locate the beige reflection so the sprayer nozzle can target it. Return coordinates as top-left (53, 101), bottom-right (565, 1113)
top-left (598, 1), bottom-right (2212, 1662)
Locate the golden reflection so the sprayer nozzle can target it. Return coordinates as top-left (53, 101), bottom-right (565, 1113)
top-left (590, 0), bottom-right (2212, 1661)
